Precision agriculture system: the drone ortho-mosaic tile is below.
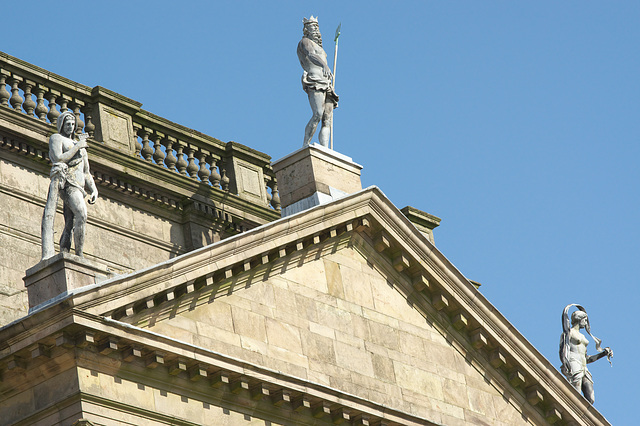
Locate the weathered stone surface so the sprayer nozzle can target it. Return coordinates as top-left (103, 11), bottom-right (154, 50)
top-left (324, 259), bottom-right (345, 299)
top-left (131, 247), bottom-right (533, 425)
top-left (272, 144), bottom-right (362, 214)
top-left (231, 305), bottom-right (267, 343)
top-left (226, 150), bottom-right (268, 205)
top-left (266, 317), bottom-right (303, 353)
top-left (24, 252), bottom-right (114, 309)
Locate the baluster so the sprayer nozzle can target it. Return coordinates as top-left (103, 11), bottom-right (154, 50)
top-left (152, 132), bottom-right (166, 165)
top-left (81, 104), bottom-right (95, 136)
top-left (45, 90), bottom-right (61, 125)
top-left (132, 124), bottom-right (143, 158)
top-left (163, 136), bottom-right (178, 172)
top-left (139, 128), bottom-right (153, 161)
top-left (175, 143), bottom-right (188, 176)
top-left (56, 95), bottom-right (70, 113)
top-left (152, 132), bottom-right (166, 167)
top-left (270, 182), bottom-right (281, 211)
top-left (208, 156), bottom-right (221, 188)
top-left (197, 151), bottom-right (211, 183)
top-left (186, 147), bottom-right (198, 179)
top-left (34, 84), bottom-right (48, 121)
top-left (19, 80), bottom-right (36, 116)
top-left (0, 70), bottom-right (10, 107)
top-left (9, 75), bottom-right (24, 111)
top-left (71, 100), bottom-right (85, 135)
top-left (265, 176), bottom-right (272, 207)
top-left (220, 160), bottom-right (230, 191)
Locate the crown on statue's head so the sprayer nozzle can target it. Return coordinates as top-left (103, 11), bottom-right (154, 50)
top-left (303, 16), bottom-right (319, 26)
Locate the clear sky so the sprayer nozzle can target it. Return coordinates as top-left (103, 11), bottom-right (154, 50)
top-left (4, 1), bottom-right (638, 423)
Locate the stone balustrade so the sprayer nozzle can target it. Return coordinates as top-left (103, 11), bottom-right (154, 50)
top-left (0, 50), bottom-right (280, 211)
top-left (0, 53), bottom-right (95, 137)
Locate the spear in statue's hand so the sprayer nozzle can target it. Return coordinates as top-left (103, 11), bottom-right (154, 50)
top-left (332, 23), bottom-right (341, 88)
top-left (330, 23), bottom-right (341, 150)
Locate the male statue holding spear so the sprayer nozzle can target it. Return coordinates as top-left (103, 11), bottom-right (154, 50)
top-left (298, 16), bottom-right (339, 148)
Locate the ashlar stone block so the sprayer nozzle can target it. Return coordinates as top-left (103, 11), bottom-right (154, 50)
top-left (23, 253), bottom-right (114, 310)
top-left (272, 144), bottom-right (362, 215)
top-left (393, 361), bottom-right (444, 400)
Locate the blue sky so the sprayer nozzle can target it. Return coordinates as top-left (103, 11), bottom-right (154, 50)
top-left (4, 1), bottom-right (638, 423)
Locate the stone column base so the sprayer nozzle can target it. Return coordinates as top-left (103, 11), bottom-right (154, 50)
top-left (24, 253), bottom-right (114, 311)
top-left (272, 143), bottom-right (362, 217)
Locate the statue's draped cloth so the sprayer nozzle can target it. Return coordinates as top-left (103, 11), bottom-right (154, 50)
top-left (50, 154), bottom-right (86, 196)
top-left (299, 38), bottom-right (339, 107)
top-left (301, 71), bottom-right (339, 107)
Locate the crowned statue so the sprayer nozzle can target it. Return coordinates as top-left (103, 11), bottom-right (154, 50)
top-left (298, 16), bottom-right (339, 148)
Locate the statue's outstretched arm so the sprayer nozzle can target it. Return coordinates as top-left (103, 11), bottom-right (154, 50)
top-left (587, 347), bottom-right (613, 364)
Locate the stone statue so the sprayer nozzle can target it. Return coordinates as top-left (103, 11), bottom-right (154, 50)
top-left (298, 16), bottom-right (339, 148)
top-left (41, 111), bottom-right (98, 260)
top-left (559, 304), bottom-right (613, 404)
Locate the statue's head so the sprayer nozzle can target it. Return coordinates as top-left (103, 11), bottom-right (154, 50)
top-left (57, 111), bottom-right (76, 137)
top-left (303, 16), bottom-right (322, 45)
top-left (571, 310), bottom-right (588, 326)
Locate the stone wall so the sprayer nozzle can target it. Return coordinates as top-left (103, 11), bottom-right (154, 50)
top-left (134, 242), bottom-right (534, 425)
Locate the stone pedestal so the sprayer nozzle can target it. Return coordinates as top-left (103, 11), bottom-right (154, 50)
top-left (272, 143), bottom-right (362, 217)
top-left (24, 253), bottom-right (114, 310)
top-left (400, 206), bottom-right (441, 244)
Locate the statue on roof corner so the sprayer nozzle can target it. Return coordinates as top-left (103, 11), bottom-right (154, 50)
top-left (559, 304), bottom-right (613, 404)
top-left (41, 110), bottom-right (98, 261)
top-left (298, 15), bottom-right (339, 148)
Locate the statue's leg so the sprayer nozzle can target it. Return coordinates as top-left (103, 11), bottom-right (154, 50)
top-left (304, 91), bottom-right (326, 147)
top-left (318, 99), bottom-right (334, 148)
top-left (67, 189), bottom-right (88, 257)
top-left (59, 196), bottom-right (73, 253)
top-left (582, 379), bottom-right (595, 404)
top-left (41, 179), bottom-right (59, 260)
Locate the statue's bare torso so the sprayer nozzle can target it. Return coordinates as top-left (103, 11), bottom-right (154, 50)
top-left (49, 133), bottom-right (90, 190)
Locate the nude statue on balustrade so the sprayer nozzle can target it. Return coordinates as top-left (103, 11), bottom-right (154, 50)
top-left (41, 110), bottom-right (98, 260)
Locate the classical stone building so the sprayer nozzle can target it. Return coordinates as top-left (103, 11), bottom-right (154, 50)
top-left (0, 51), bottom-right (610, 425)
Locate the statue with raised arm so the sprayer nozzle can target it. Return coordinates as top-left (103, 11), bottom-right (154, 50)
top-left (559, 304), bottom-right (613, 404)
top-left (41, 110), bottom-right (98, 260)
top-left (298, 16), bottom-right (339, 148)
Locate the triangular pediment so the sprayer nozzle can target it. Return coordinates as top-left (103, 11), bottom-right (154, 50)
top-left (40, 187), bottom-right (608, 425)
top-left (119, 240), bottom-right (538, 425)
